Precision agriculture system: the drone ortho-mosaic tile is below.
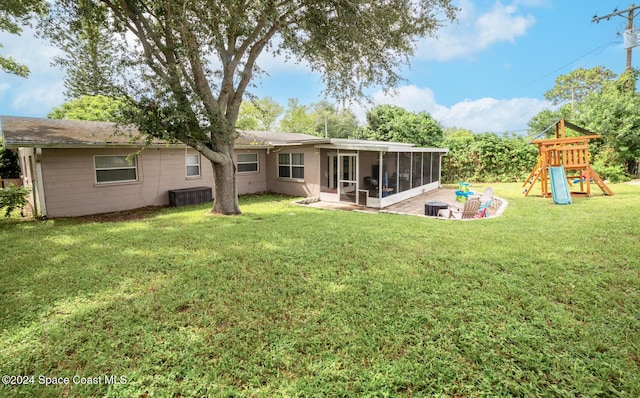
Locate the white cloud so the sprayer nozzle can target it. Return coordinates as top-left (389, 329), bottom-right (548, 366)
top-left (372, 85), bottom-right (445, 114)
top-left (436, 96), bottom-right (548, 132)
top-left (1, 28), bottom-right (66, 116)
top-left (0, 28), bottom-right (63, 74)
top-left (417, 0), bottom-right (536, 61)
top-left (352, 85), bottom-right (551, 133)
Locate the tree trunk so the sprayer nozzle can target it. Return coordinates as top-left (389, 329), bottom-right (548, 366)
top-left (210, 144), bottom-right (241, 215)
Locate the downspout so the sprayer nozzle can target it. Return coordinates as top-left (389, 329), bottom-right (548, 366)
top-left (34, 148), bottom-right (48, 218)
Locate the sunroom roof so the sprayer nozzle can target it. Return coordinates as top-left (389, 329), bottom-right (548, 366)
top-left (315, 138), bottom-right (448, 153)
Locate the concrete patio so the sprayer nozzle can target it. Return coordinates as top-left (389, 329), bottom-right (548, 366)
top-left (298, 187), bottom-right (507, 219)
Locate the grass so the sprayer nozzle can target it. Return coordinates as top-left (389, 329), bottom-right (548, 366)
top-left (1, 183), bottom-right (639, 397)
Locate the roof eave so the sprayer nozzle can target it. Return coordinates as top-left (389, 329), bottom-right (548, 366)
top-left (3, 141), bottom-right (188, 149)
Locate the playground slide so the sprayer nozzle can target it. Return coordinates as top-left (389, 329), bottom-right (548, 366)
top-left (548, 166), bottom-right (572, 205)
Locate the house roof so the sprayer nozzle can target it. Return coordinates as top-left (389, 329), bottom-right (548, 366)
top-left (0, 115), bottom-right (448, 153)
top-left (0, 116), bottom-right (160, 148)
top-left (0, 116), bottom-right (321, 149)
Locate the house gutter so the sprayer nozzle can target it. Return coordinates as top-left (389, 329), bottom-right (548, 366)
top-left (34, 148), bottom-right (48, 218)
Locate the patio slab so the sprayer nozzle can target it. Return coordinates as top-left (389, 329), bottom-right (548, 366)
top-left (298, 188), bottom-right (507, 219)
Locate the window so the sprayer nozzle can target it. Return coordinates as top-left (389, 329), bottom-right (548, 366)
top-left (94, 155), bottom-right (138, 183)
top-left (278, 153), bottom-right (304, 179)
top-left (186, 153), bottom-right (201, 177)
top-left (237, 153), bottom-right (259, 173)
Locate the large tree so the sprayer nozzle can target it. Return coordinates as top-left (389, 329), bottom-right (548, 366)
top-left (280, 98), bottom-right (315, 135)
top-left (48, 94), bottom-right (127, 122)
top-left (573, 69), bottom-right (640, 177)
top-left (544, 66), bottom-right (617, 106)
top-left (364, 104), bottom-right (444, 147)
top-left (279, 99), bottom-right (359, 138)
top-left (49, 0), bottom-right (122, 98)
top-left (310, 101), bottom-right (359, 138)
top-left (236, 97), bottom-right (284, 131)
top-left (1, 0), bottom-right (47, 77)
top-left (42, 0), bottom-right (457, 215)
top-left (528, 66), bottom-right (618, 137)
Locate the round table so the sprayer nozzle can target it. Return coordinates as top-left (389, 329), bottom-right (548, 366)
top-left (425, 200), bottom-right (449, 217)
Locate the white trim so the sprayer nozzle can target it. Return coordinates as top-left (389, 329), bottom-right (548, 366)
top-left (337, 152), bottom-right (358, 204)
top-left (34, 148), bottom-right (47, 217)
top-left (185, 152), bottom-right (201, 177)
top-left (236, 152), bottom-right (259, 174)
top-left (277, 153), bottom-right (304, 180)
top-left (93, 154), bottom-right (139, 184)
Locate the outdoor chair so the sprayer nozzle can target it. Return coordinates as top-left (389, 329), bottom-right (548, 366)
top-left (475, 187), bottom-right (494, 218)
top-left (477, 187), bottom-right (493, 205)
top-left (438, 198), bottom-right (481, 219)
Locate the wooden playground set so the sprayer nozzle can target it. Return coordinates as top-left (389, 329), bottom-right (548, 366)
top-left (523, 119), bottom-right (613, 202)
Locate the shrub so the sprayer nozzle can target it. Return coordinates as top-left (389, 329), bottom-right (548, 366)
top-left (442, 132), bottom-right (537, 183)
top-left (0, 145), bottom-right (21, 179)
top-left (591, 147), bottom-right (632, 183)
top-left (0, 184), bottom-right (31, 217)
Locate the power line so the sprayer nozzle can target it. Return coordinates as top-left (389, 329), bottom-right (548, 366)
top-left (593, 3), bottom-right (640, 70)
top-left (518, 41), bottom-right (618, 90)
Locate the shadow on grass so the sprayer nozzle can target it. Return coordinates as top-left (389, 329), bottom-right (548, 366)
top-left (1, 185), bottom-right (639, 396)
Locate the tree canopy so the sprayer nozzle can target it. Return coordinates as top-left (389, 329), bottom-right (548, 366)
top-left (48, 95), bottom-right (127, 122)
top-left (544, 66), bottom-right (617, 105)
top-left (236, 97), bottom-right (284, 132)
top-left (42, 0), bottom-right (457, 214)
top-left (49, 0), bottom-right (122, 98)
top-left (1, 0), bottom-right (47, 77)
top-left (363, 104), bottom-right (443, 147)
top-left (278, 99), bottom-right (359, 138)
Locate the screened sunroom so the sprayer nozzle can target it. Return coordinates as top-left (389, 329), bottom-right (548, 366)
top-left (316, 140), bottom-right (448, 208)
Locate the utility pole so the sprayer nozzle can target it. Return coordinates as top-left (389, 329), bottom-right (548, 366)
top-left (592, 3), bottom-right (640, 70)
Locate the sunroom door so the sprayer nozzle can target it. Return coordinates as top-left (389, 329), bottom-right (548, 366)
top-left (338, 153), bottom-right (358, 204)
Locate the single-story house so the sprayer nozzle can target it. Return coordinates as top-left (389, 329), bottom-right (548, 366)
top-left (0, 116), bottom-right (448, 217)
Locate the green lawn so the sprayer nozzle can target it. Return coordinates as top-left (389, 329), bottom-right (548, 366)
top-left (1, 183), bottom-right (639, 397)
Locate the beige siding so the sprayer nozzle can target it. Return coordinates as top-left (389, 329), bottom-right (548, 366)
top-left (37, 146), bottom-right (321, 217)
top-left (41, 148), bottom-right (214, 217)
top-left (235, 149), bottom-right (268, 194)
top-left (265, 146), bottom-right (320, 198)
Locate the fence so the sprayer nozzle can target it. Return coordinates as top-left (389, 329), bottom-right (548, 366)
top-left (0, 179), bottom-right (23, 188)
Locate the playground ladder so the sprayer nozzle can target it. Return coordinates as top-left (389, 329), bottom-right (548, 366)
top-left (522, 159), bottom-right (542, 197)
top-left (588, 167), bottom-right (615, 196)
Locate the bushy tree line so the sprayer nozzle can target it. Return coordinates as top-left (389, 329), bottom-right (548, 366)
top-left (441, 129), bottom-right (537, 184)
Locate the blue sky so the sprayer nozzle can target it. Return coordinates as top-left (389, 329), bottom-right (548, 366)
top-left (0, 0), bottom-right (634, 134)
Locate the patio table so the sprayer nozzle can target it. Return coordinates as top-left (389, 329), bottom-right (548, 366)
top-left (425, 200), bottom-right (448, 216)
